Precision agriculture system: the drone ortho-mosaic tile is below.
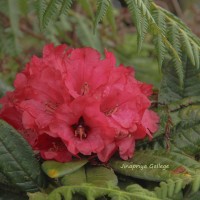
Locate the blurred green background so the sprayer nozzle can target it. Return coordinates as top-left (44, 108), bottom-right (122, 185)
top-left (0, 0), bottom-right (200, 93)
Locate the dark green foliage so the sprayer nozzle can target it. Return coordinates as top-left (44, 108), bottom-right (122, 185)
top-left (0, 189), bottom-right (28, 200)
top-left (159, 58), bottom-right (200, 104)
top-left (0, 120), bottom-right (46, 192)
top-left (110, 150), bottom-right (200, 199)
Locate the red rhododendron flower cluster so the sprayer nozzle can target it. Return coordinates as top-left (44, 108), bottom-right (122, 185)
top-left (0, 44), bottom-right (159, 162)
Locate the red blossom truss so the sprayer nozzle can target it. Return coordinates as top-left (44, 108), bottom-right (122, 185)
top-left (0, 44), bottom-right (159, 162)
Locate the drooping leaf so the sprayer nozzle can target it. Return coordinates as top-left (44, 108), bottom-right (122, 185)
top-left (61, 166), bottom-right (118, 188)
top-left (42, 159), bottom-right (88, 178)
top-left (109, 150), bottom-right (200, 198)
top-left (0, 120), bottom-right (46, 192)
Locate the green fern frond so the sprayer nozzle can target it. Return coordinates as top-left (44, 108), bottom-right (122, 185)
top-left (8, 0), bottom-right (21, 54)
top-left (125, 0), bottom-right (200, 84)
top-left (125, 0), bottom-right (180, 73)
top-left (192, 43), bottom-right (200, 69)
top-left (181, 30), bottom-right (195, 66)
top-left (42, 0), bottom-right (61, 29)
top-left (48, 184), bottom-right (159, 200)
top-left (93, 0), bottom-right (111, 33)
top-left (167, 22), bottom-right (184, 85)
top-left (38, 0), bottom-right (73, 29)
top-left (36, 0), bottom-right (47, 30)
top-left (127, 0), bottom-right (149, 52)
top-left (153, 9), bottom-right (167, 69)
top-left (58, 0), bottom-right (73, 16)
top-left (155, 178), bottom-right (187, 199)
top-left (155, 173), bottom-right (200, 198)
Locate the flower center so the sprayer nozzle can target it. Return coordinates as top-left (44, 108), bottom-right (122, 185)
top-left (81, 82), bottom-right (90, 95)
top-left (72, 117), bottom-right (89, 140)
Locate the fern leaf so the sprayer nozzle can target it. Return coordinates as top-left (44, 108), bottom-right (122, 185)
top-left (128, 0), bottom-right (154, 23)
top-left (8, 0), bottom-right (21, 54)
top-left (59, 0), bottom-right (73, 16)
top-left (126, 0), bottom-right (180, 74)
top-left (127, 0), bottom-right (149, 52)
top-left (155, 178), bottom-right (186, 199)
top-left (153, 9), bottom-right (167, 69)
top-left (192, 43), bottom-right (200, 69)
top-left (93, 0), bottom-right (110, 33)
top-left (42, 0), bottom-right (61, 29)
top-left (181, 30), bottom-right (195, 66)
top-left (48, 184), bottom-right (159, 200)
top-left (36, 0), bottom-right (47, 30)
top-left (168, 22), bottom-right (184, 84)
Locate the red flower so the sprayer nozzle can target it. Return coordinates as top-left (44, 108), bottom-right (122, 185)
top-left (0, 44), bottom-right (159, 162)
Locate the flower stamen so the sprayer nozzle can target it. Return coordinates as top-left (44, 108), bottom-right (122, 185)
top-left (75, 125), bottom-right (87, 140)
top-left (81, 82), bottom-right (90, 95)
top-left (73, 117), bottom-right (89, 140)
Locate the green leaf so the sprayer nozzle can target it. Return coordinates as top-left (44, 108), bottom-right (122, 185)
top-left (42, 159), bottom-right (88, 178)
top-left (153, 9), bottom-right (167, 69)
top-left (181, 31), bottom-right (195, 66)
top-left (61, 167), bottom-right (86, 186)
top-left (109, 150), bottom-right (193, 182)
top-left (27, 192), bottom-right (48, 200)
top-left (109, 150), bottom-right (200, 198)
top-left (61, 166), bottom-right (118, 188)
top-left (8, 0), bottom-right (21, 54)
top-left (159, 58), bottom-right (200, 104)
top-left (59, 0), bottom-right (73, 16)
top-left (93, 0), bottom-right (110, 33)
top-left (41, 0), bottom-right (61, 29)
top-left (48, 184), bottom-right (160, 200)
top-left (0, 189), bottom-right (28, 200)
top-left (0, 120), bottom-right (46, 192)
top-left (167, 104), bottom-right (200, 157)
top-left (36, 0), bottom-right (47, 30)
top-left (167, 22), bottom-right (184, 85)
top-left (127, 0), bottom-right (149, 52)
